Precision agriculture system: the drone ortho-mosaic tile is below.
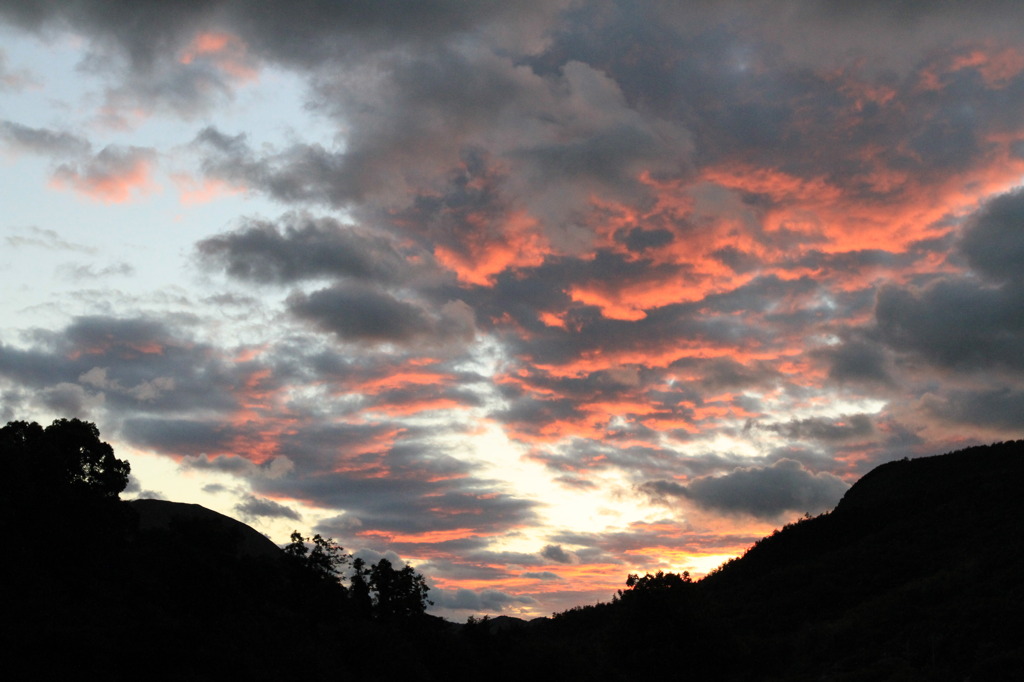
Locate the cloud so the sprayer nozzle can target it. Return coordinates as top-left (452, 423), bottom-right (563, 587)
top-left (641, 459), bottom-right (849, 519)
top-left (183, 453), bottom-right (294, 480)
top-left (4, 226), bottom-right (96, 253)
top-left (923, 387), bottom-right (1024, 431)
top-left (51, 145), bottom-right (158, 203)
top-left (80, 367), bottom-right (176, 402)
top-left (764, 414), bottom-right (875, 443)
top-left (0, 121), bottom-right (91, 156)
top-left (272, 470), bottom-right (538, 539)
top-left (288, 284), bottom-right (476, 347)
top-left (876, 277), bottom-right (1024, 374)
top-left (960, 187), bottom-right (1024, 285)
top-left (234, 493), bottom-right (301, 522)
top-left (314, 512), bottom-right (364, 535)
top-left (540, 544), bottom-right (577, 564)
top-left (39, 382), bottom-right (99, 417)
top-left (62, 262), bottom-right (135, 280)
top-left (288, 285), bottom-right (435, 343)
top-left (0, 315), bottom-right (259, 433)
top-left (0, 49), bottom-right (35, 90)
top-left (431, 587), bottom-right (537, 612)
top-left (820, 339), bottom-right (893, 386)
top-left (197, 212), bottom-right (417, 285)
top-left (125, 418), bottom-right (233, 456)
top-left (6, 0), bottom-right (1024, 619)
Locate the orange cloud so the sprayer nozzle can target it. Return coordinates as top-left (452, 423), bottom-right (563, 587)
top-left (430, 562), bottom-right (624, 596)
top-left (51, 156), bottom-right (159, 204)
top-left (179, 31), bottom-right (257, 81)
top-left (434, 210), bottom-right (549, 285)
top-left (354, 369), bottom-right (456, 394)
top-left (67, 341), bottom-right (166, 360)
top-left (357, 528), bottom-right (480, 544)
top-left (173, 174), bottom-right (246, 205)
top-left (927, 46), bottom-right (1024, 89)
top-left (538, 311), bottom-right (569, 329)
top-left (363, 398), bottom-right (465, 417)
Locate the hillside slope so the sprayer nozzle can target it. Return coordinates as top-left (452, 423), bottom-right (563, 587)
top-left (482, 441), bottom-right (1024, 681)
top-left (696, 440), bottom-right (1024, 679)
top-left (3, 441), bottom-right (1020, 681)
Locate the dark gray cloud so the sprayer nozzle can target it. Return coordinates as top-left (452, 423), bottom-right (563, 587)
top-left (615, 226), bottom-right (675, 253)
top-left (287, 285), bottom-right (434, 343)
top-left (876, 278), bottom-right (1024, 373)
top-left (0, 315), bottom-right (261, 444)
top-left (540, 544), bottom-right (576, 564)
top-left (641, 459), bottom-right (849, 519)
top-left (234, 493), bottom-right (301, 521)
top-left (38, 382), bottom-right (95, 417)
top-left (525, 437), bottom-right (694, 484)
top-left (124, 418), bottom-right (233, 456)
top-left (183, 453), bottom-right (294, 479)
top-left (432, 587), bottom-right (537, 612)
top-left (821, 339), bottom-right (893, 385)
top-left (197, 212), bottom-right (416, 285)
top-left (693, 357), bottom-right (781, 392)
top-left (0, 120), bottom-right (91, 156)
top-left (868, 189), bottom-right (1024, 386)
top-left (192, 127), bottom-right (361, 206)
top-left (960, 188), bottom-right (1024, 285)
top-left (765, 414), bottom-right (875, 443)
top-left (313, 512), bottom-right (364, 535)
top-left (288, 284), bottom-right (475, 346)
top-left (923, 387), bottom-right (1024, 431)
top-left (259, 438), bottom-right (538, 538)
top-left (2, 1), bottom-right (554, 117)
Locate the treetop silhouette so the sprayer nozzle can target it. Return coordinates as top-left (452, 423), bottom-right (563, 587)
top-left (0, 418), bottom-right (130, 505)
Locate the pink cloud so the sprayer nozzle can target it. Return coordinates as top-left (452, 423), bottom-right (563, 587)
top-left (50, 146), bottom-right (159, 204)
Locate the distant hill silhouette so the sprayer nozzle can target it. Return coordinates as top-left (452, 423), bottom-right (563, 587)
top-left (128, 498), bottom-right (282, 559)
top-left (473, 441), bottom-right (1024, 681)
top-left (692, 440), bottom-right (1024, 680)
top-left (2, 438), bottom-right (1021, 681)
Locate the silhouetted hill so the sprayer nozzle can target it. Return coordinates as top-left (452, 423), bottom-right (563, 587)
top-left (1, 492), bottom-right (455, 681)
top-left (3, 440), bottom-right (1021, 681)
top-left (128, 498), bottom-right (282, 559)
top-left (692, 440), bottom-right (1024, 680)
top-left (469, 441), bottom-right (1024, 681)
top-left (1, 493), bottom-right (330, 681)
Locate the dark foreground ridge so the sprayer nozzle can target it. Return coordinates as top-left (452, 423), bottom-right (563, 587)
top-left (1, 419), bottom-right (1021, 681)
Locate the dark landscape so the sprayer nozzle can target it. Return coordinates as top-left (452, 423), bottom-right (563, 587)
top-left (2, 418), bottom-right (1021, 681)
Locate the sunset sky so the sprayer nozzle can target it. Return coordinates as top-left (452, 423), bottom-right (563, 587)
top-left (3, 1), bottom-right (1024, 619)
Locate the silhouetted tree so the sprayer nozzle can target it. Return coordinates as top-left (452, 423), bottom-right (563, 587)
top-left (349, 556), bottom-right (374, 619)
top-left (369, 557), bottom-right (432, 619)
top-left (284, 530), bottom-right (309, 560)
top-left (282, 532), bottom-right (431, 620)
top-left (618, 569), bottom-right (692, 600)
top-left (0, 419), bottom-right (135, 674)
top-left (0, 418), bottom-right (130, 505)
top-left (285, 531), bottom-right (349, 582)
top-left (308, 533), bottom-right (349, 581)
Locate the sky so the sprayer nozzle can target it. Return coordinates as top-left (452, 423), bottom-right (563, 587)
top-left (2, 0), bottom-right (1024, 620)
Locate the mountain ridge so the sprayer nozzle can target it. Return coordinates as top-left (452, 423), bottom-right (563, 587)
top-left (530, 440), bottom-right (1024, 680)
top-left (3, 440), bottom-right (1021, 680)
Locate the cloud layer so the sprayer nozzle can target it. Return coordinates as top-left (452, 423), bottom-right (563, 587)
top-left (3, 0), bottom-right (1024, 618)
